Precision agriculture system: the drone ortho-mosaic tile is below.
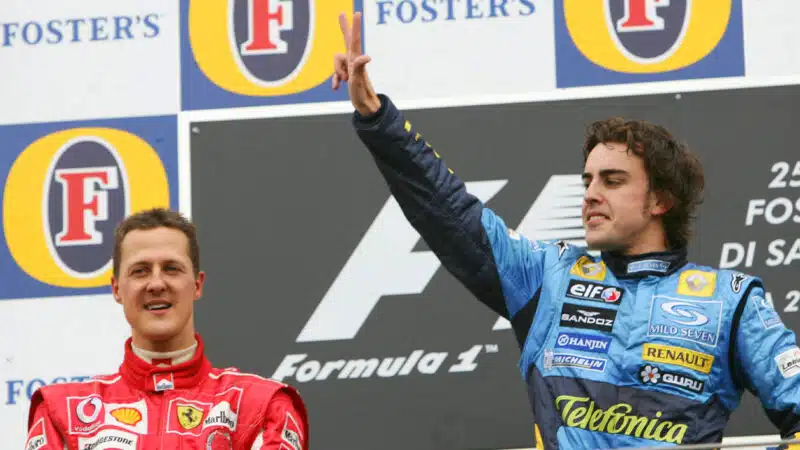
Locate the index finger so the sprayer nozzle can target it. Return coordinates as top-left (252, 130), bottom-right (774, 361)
top-left (338, 13), bottom-right (352, 51)
top-left (350, 12), bottom-right (363, 56)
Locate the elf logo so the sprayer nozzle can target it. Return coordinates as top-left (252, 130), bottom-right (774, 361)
top-left (566, 280), bottom-right (623, 304)
top-left (295, 175), bottom-right (587, 342)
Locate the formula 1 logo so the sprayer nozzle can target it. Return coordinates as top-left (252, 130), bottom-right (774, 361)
top-left (182, 0), bottom-right (359, 110)
top-left (0, 116), bottom-right (177, 299)
top-left (295, 174), bottom-right (587, 343)
top-left (555, 0), bottom-right (744, 87)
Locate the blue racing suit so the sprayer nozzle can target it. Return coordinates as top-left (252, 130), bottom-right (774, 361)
top-left (352, 94), bottom-right (800, 449)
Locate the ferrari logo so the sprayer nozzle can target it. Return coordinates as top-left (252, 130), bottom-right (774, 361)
top-left (177, 405), bottom-right (204, 430)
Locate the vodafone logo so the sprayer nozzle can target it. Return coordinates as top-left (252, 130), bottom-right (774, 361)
top-left (76, 397), bottom-right (103, 423)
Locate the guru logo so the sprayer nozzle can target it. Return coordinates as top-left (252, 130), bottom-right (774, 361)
top-left (183, 0), bottom-right (357, 109)
top-left (555, 0), bottom-right (744, 87)
top-left (2, 126), bottom-right (170, 290)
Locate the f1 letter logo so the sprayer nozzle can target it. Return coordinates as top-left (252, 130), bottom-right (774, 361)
top-left (241, 0), bottom-right (294, 55)
top-left (54, 167), bottom-right (119, 246)
top-left (296, 175), bottom-right (587, 342)
top-left (617, 0), bottom-right (670, 32)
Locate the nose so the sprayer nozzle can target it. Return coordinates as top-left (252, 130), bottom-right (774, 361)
top-left (146, 269), bottom-right (167, 293)
top-left (583, 179), bottom-right (602, 206)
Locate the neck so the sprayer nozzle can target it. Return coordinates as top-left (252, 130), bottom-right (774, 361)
top-left (621, 224), bottom-right (669, 256)
top-left (131, 328), bottom-right (197, 354)
top-left (132, 338), bottom-right (198, 367)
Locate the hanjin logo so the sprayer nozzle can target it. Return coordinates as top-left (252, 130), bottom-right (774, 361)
top-left (560, 303), bottom-right (617, 332)
top-left (566, 280), bottom-right (623, 304)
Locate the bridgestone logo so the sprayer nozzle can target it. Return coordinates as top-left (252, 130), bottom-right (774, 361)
top-left (82, 435), bottom-right (134, 450)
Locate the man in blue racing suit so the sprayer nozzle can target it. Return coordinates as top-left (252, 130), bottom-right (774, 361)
top-left (332, 12), bottom-right (800, 450)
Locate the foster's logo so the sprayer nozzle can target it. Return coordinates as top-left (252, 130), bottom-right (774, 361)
top-left (555, 0), bottom-right (744, 87)
top-left (183, 0), bottom-right (359, 109)
top-left (0, 117), bottom-right (177, 299)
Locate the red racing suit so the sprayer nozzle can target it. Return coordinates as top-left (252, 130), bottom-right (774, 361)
top-left (24, 334), bottom-right (308, 450)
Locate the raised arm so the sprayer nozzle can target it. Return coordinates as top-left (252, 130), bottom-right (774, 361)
top-left (333, 13), bottom-right (563, 342)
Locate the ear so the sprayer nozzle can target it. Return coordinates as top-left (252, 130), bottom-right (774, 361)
top-left (650, 190), bottom-right (674, 217)
top-left (194, 271), bottom-right (206, 301)
top-left (111, 276), bottom-right (122, 305)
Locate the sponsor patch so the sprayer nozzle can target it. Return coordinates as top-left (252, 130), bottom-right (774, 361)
top-left (167, 398), bottom-right (211, 436)
top-left (178, 405), bottom-right (204, 430)
top-left (565, 280), bottom-right (623, 305)
top-left (569, 256), bottom-right (607, 281)
top-left (67, 395), bottom-right (105, 435)
top-left (554, 332), bottom-right (611, 354)
top-left (560, 303), bottom-right (617, 332)
top-left (776, 347), bottom-right (800, 379)
top-left (77, 428), bottom-right (137, 450)
top-left (281, 412), bottom-right (304, 450)
top-left (640, 365), bottom-right (705, 394)
top-left (103, 400), bottom-right (148, 434)
top-left (202, 387), bottom-right (243, 432)
top-left (642, 343), bottom-right (714, 374)
top-left (25, 418), bottom-right (47, 450)
top-left (555, 395), bottom-right (688, 444)
top-left (677, 270), bottom-right (716, 298)
top-left (545, 350), bottom-right (606, 372)
top-left (154, 373), bottom-right (174, 391)
top-left (753, 294), bottom-right (782, 329)
top-left (206, 430), bottom-right (233, 450)
top-left (556, 240), bottom-right (570, 258)
top-left (730, 272), bottom-right (748, 293)
top-left (647, 296), bottom-right (723, 348)
top-left (627, 259), bottom-right (670, 274)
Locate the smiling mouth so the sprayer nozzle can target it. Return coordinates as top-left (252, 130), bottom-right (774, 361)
top-left (585, 213), bottom-right (609, 224)
top-left (145, 303), bottom-right (172, 311)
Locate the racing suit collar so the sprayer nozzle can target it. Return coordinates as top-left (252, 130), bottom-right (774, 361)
top-left (119, 332), bottom-right (212, 393)
top-left (601, 247), bottom-right (688, 279)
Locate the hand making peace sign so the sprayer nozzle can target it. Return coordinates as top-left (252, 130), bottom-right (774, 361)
top-left (332, 12), bottom-right (382, 116)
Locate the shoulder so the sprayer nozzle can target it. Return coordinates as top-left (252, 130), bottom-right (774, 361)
top-left (207, 367), bottom-right (307, 420)
top-left (28, 373), bottom-right (122, 428)
top-left (34, 373), bottom-right (122, 401)
top-left (672, 263), bottom-right (763, 302)
top-left (208, 367), bottom-right (303, 398)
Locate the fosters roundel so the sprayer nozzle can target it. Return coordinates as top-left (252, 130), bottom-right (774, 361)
top-left (189, 0), bottom-right (353, 96)
top-left (564, 0), bottom-right (732, 73)
top-left (3, 128), bottom-right (170, 288)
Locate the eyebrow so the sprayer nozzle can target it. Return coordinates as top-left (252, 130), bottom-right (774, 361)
top-left (582, 169), bottom-right (630, 181)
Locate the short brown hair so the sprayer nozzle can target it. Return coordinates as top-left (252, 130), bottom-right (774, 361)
top-left (112, 207), bottom-right (200, 277)
top-left (583, 118), bottom-right (705, 249)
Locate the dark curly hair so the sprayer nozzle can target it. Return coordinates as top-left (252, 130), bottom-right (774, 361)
top-left (583, 118), bottom-right (705, 249)
top-left (112, 207), bottom-right (200, 277)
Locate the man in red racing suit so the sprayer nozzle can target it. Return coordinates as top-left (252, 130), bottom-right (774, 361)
top-left (25, 208), bottom-right (308, 450)
top-left (25, 333), bottom-right (307, 450)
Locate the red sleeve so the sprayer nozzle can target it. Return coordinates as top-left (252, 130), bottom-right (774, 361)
top-left (26, 392), bottom-right (65, 450)
top-left (249, 389), bottom-right (309, 450)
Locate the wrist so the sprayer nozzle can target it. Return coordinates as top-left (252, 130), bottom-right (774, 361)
top-left (356, 95), bottom-right (381, 116)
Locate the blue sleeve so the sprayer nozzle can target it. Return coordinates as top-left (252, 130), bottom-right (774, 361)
top-left (734, 283), bottom-right (800, 439)
top-left (352, 94), bottom-right (551, 328)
